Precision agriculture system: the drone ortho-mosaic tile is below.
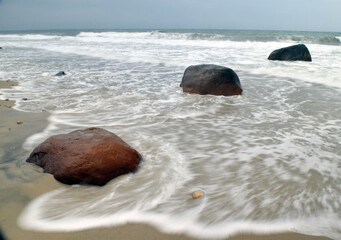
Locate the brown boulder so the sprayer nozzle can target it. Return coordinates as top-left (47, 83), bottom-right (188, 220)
top-left (26, 127), bottom-right (142, 186)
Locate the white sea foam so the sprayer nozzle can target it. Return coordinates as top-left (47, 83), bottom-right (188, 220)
top-left (1, 31), bottom-right (340, 90)
top-left (0, 30), bottom-right (340, 239)
top-left (0, 34), bottom-right (60, 41)
top-left (18, 190), bottom-right (341, 240)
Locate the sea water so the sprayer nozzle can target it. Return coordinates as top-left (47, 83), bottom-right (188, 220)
top-left (0, 29), bottom-right (340, 239)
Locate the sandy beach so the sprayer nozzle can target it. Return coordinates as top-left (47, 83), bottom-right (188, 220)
top-left (0, 80), bottom-right (332, 240)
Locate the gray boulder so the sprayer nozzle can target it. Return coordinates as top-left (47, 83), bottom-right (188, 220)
top-left (268, 44), bottom-right (312, 61)
top-left (180, 64), bottom-right (242, 96)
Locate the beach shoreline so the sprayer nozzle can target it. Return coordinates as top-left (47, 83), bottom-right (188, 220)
top-left (0, 80), bottom-right (332, 240)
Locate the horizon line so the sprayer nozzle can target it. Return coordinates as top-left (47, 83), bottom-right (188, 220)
top-left (0, 27), bottom-right (340, 34)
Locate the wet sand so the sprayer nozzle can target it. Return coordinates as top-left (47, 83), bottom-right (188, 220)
top-left (0, 80), bottom-right (331, 240)
top-left (0, 80), bottom-right (18, 110)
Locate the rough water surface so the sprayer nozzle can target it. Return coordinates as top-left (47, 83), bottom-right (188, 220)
top-left (0, 30), bottom-right (340, 239)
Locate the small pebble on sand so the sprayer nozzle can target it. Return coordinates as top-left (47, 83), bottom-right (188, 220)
top-left (192, 190), bottom-right (204, 199)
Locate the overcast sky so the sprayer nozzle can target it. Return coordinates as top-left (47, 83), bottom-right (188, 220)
top-left (0, 0), bottom-right (340, 32)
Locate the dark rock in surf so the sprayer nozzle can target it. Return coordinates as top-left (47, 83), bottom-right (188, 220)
top-left (0, 47), bottom-right (2, 50)
top-left (54, 71), bottom-right (66, 76)
top-left (180, 64), bottom-right (242, 96)
top-left (26, 127), bottom-right (142, 186)
top-left (268, 44), bottom-right (312, 61)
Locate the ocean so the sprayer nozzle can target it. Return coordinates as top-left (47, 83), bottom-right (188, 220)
top-left (0, 29), bottom-right (340, 239)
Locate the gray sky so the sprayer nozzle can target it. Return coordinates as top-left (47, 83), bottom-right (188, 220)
top-left (0, 0), bottom-right (340, 32)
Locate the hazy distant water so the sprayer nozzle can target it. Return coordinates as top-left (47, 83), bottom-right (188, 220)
top-left (0, 29), bottom-right (340, 239)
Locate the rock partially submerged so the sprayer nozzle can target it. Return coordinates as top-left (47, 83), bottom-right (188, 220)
top-left (180, 64), bottom-right (242, 96)
top-left (268, 44), bottom-right (312, 61)
top-left (26, 127), bottom-right (142, 186)
top-left (54, 71), bottom-right (66, 76)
